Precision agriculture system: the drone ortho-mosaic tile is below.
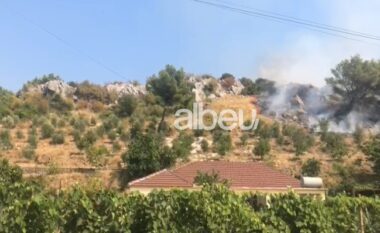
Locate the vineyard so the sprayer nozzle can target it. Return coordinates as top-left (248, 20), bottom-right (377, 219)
top-left (1, 159), bottom-right (380, 233)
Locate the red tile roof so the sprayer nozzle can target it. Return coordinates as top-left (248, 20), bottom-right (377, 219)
top-left (129, 161), bottom-right (300, 188)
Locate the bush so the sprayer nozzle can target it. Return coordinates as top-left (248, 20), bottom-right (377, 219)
top-left (322, 132), bottom-right (348, 159)
top-left (240, 77), bottom-right (260, 95)
top-left (102, 114), bottom-right (120, 132)
top-left (50, 131), bottom-right (65, 145)
top-left (107, 130), bottom-right (117, 141)
top-left (301, 158), bottom-right (321, 176)
top-left (73, 118), bottom-right (88, 132)
top-left (117, 95), bottom-right (138, 117)
top-left (172, 132), bottom-right (194, 159)
top-left (253, 138), bottom-right (271, 158)
top-left (16, 130), bottom-right (24, 139)
top-left (40, 123), bottom-right (54, 139)
top-left (213, 132), bottom-right (232, 156)
top-left (240, 133), bottom-right (249, 146)
top-left (1, 116), bottom-right (16, 129)
top-left (75, 130), bottom-right (98, 150)
top-left (28, 129), bottom-right (38, 148)
top-left (363, 135), bottom-right (380, 175)
top-left (86, 146), bottom-right (109, 166)
top-left (0, 130), bottom-right (13, 150)
top-left (291, 129), bottom-right (314, 156)
top-left (112, 141), bottom-right (122, 152)
top-left (21, 146), bottom-right (36, 160)
top-left (201, 139), bottom-right (209, 152)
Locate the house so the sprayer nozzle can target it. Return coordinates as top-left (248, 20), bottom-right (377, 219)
top-left (128, 161), bottom-right (326, 199)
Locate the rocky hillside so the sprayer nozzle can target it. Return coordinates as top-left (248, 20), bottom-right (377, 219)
top-left (1, 60), bottom-right (380, 192)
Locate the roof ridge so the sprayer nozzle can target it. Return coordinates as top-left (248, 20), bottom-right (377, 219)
top-left (128, 169), bottom-right (168, 186)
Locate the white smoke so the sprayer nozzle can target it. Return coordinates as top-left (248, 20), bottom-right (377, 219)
top-left (257, 0), bottom-right (380, 133)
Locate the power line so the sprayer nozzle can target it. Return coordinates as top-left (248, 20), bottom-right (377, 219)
top-left (3, 3), bottom-right (134, 81)
top-left (189, 0), bottom-right (380, 44)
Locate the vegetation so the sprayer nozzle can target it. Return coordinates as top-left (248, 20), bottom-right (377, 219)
top-left (51, 131), bottom-right (65, 145)
top-left (146, 65), bottom-right (194, 132)
top-left (301, 158), bottom-right (321, 176)
top-left (116, 94), bottom-right (138, 117)
top-left (0, 130), bottom-right (13, 150)
top-left (322, 132), bottom-right (348, 159)
top-left (254, 138), bottom-right (271, 158)
top-left (171, 132), bottom-right (194, 159)
top-left (193, 170), bottom-right (228, 185)
top-left (213, 131), bottom-right (232, 155)
top-left (1, 159), bottom-right (380, 233)
top-left (326, 55), bottom-right (380, 119)
top-left (122, 133), bottom-right (175, 182)
top-left (240, 77), bottom-right (260, 95)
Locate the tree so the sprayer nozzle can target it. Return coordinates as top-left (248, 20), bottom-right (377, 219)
top-left (240, 77), bottom-right (259, 95)
top-left (301, 158), bottom-right (321, 176)
top-left (193, 170), bottom-right (228, 186)
top-left (254, 138), bottom-right (271, 158)
top-left (322, 132), bottom-right (348, 159)
top-left (326, 56), bottom-right (380, 119)
top-left (146, 65), bottom-right (194, 132)
top-left (122, 133), bottom-right (175, 181)
top-left (171, 132), bottom-right (194, 159)
top-left (117, 94), bottom-right (138, 117)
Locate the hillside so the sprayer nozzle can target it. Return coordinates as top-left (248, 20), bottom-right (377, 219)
top-left (1, 60), bottom-right (380, 193)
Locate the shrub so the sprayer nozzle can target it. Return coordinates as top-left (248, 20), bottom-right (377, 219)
top-left (301, 158), bottom-right (321, 176)
top-left (28, 128), bottom-right (38, 148)
top-left (1, 116), bottom-right (16, 129)
top-left (117, 95), bottom-right (138, 117)
top-left (322, 132), bottom-right (348, 159)
top-left (213, 132), bottom-right (232, 156)
top-left (0, 130), bottom-right (13, 150)
top-left (40, 123), bottom-right (54, 139)
top-left (291, 129), bottom-right (314, 156)
top-left (363, 135), bottom-right (380, 175)
top-left (86, 146), bottom-right (109, 166)
top-left (107, 130), bottom-right (117, 141)
top-left (73, 118), bottom-right (88, 132)
top-left (254, 138), bottom-right (270, 158)
top-left (16, 130), bottom-right (24, 139)
top-left (75, 130), bottom-right (98, 150)
top-left (112, 141), bottom-right (122, 152)
top-left (90, 117), bottom-right (97, 126)
top-left (240, 77), bottom-right (260, 95)
top-left (102, 114), bottom-right (120, 132)
top-left (193, 170), bottom-right (228, 185)
top-left (203, 79), bottom-right (218, 96)
top-left (201, 139), bottom-right (209, 152)
top-left (50, 131), bottom-right (65, 145)
top-left (240, 133), bottom-right (249, 146)
top-left (21, 146), bottom-right (36, 160)
top-left (57, 119), bottom-right (66, 128)
top-left (172, 132), bottom-right (194, 159)
top-left (193, 129), bottom-right (204, 137)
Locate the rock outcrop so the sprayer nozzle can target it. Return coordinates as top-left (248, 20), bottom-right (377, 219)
top-left (105, 82), bottom-right (146, 97)
top-left (188, 76), bottom-right (244, 102)
top-left (20, 80), bottom-right (76, 98)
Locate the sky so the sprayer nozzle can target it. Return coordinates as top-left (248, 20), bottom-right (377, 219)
top-left (1, 0), bottom-right (380, 92)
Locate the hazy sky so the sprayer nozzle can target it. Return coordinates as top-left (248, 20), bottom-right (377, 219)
top-left (1, 0), bottom-right (380, 91)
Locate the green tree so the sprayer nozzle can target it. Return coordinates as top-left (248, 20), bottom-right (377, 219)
top-left (122, 133), bottom-right (175, 181)
top-left (254, 138), bottom-right (271, 158)
top-left (326, 56), bottom-right (380, 118)
top-left (193, 170), bottom-right (228, 186)
top-left (117, 94), bottom-right (138, 117)
top-left (240, 77), bottom-right (259, 95)
top-left (301, 158), bottom-right (321, 176)
top-left (146, 65), bottom-right (194, 132)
